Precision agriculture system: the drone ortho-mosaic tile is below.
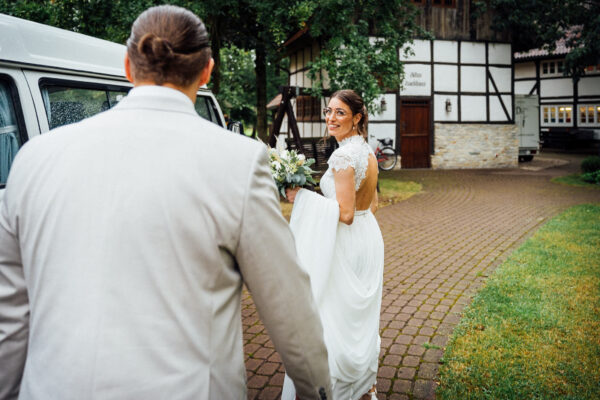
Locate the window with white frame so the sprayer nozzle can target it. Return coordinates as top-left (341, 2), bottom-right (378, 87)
top-left (541, 60), bottom-right (565, 77)
top-left (542, 105), bottom-right (572, 125)
top-left (579, 104), bottom-right (600, 125)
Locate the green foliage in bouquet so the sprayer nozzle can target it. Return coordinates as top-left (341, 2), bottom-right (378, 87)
top-left (268, 148), bottom-right (317, 197)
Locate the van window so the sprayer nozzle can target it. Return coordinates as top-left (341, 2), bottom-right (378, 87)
top-left (195, 95), bottom-right (222, 126)
top-left (40, 82), bottom-right (129, 130)
top-left (0, 78), bottom-right (24, 186)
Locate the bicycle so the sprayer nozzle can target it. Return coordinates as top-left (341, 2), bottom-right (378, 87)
top-left (371, 136), bottom-right (397, 171)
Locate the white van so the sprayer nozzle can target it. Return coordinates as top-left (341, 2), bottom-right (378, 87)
top-left (515, 95), bottom-right (540, 162)
top-left (0, 13), bottom-right (226, 192)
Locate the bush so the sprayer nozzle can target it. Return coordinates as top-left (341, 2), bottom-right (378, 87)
top-left (581, 170), bottom-right (600, 184)
top-left (581, 156), bottom-right (600, 173)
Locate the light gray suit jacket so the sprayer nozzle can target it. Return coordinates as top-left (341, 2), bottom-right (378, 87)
top-left (0, 86), bottom-right (331, 399)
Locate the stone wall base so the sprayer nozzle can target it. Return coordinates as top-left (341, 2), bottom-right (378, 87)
top-left (431, 123), bottom-right (518, 169)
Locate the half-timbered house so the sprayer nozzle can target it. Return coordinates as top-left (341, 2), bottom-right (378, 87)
top-left (514, 40), bottom-right (600, 150)
top-left (278, 0), bottom-right (518, 169)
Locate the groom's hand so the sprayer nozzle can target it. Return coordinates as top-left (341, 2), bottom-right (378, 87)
top-left (285, 187), bottom-right (300, 203)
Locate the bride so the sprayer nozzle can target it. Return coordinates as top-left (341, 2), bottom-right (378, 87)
top-left (282, 90), bottom-right (384, 400)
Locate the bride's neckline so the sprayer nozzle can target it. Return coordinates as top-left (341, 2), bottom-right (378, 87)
top-left (339, 134), bottom-right (364, 147)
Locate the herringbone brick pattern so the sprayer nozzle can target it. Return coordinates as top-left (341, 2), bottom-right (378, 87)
top-left (243, 152), bottom-right (600, 399)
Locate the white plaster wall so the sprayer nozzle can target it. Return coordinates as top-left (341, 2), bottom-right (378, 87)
top-left (540, 78), bottom-right (573, 97)
top-left (290, 53), bottom-right (298, 73)
top-left (302, 70), bottom-right (312, 88)
top-left (290, 73), bottom-right (298, 87)
top-left (295, 118), bottom-right (326, 138)
top-left (319, 122), bottom-right (327, 137)
top-left (434, 94), bottom-right (458, 121)
top-left (400, 39), bottom-right (430, 62)
top-left (434, 64), bottom-right (458, 92)
top-left (503, 95), bottom-right (513, 120)
top-left (434, 40), bottom-right (458, 63)
top-left (514, 62), bottom-right (536, 79)
top-left (488, 43), bottom-right (511, 65)
top-left (460, 42), bottom-right (486, 64)
top-left (368, 123), bottom-right (396, 150)
top-left (461, 96), bottom-right (487, 121)
top-left (369, 36), bottom-right (385, 47)
top-left (313, 122), bottom-right (326, 138)
top-left (371, 94), bottom-right (396, 121)
top-left (460, 66), bottom-right (486, 93)
top-left (578, 75), bottom-right (600, 97)
top-left (490, 95), bottom-right (513, 121)
top-left (304, 46), bottom-right (311, 66)
top-left (401, 64), bottom-right (431, 96)
top-left (489, 67), bottom-right (512, 92)
top-left (540, 98), bottom-right (573, 104)
top-left (515, 80), bottom-right (536, 95)
top-left (298, 121), bottom-right (307, 138)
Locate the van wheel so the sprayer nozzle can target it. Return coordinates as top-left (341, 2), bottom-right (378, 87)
top-left (519, 155), bottom-right (534, 162)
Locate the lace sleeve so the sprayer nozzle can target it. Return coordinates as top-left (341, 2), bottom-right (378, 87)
top-left (328, 150), bottom-right (355, 172)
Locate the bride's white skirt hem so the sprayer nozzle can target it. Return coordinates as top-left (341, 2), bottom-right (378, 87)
top-left (282, 189), bottom-right (384, 400)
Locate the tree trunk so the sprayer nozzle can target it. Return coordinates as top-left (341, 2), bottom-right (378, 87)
top-left (255, 42), bottom-right (268, 141)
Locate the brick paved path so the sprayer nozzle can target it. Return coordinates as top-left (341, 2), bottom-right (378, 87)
top-left (242, 152), bottom-right (600, 399)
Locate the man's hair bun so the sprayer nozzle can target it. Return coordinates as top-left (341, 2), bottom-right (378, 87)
top-left (126, 5), bottom-right (212, 87)
top-left (137, 33), bottom-right (175, 64)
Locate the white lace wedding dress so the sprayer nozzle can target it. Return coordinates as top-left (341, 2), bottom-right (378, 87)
top-left (282, 135), bottom-right (384, 400)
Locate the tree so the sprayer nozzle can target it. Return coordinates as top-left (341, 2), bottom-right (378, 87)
top-left (192, 0), bottom-right (302, 140)
top-left (475, 0), bottom-right (600, 78)
top-left (1, 0), bottom-right (428, 137)
top-left (0, 0), bottom-right (148, 43)
top-left (295, 0), bottom-right (426, 114)
top-left (1, 0), bottom-right (290, 138)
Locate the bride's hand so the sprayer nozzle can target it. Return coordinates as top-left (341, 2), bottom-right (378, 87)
top-left (285, 187), bottom-right (301, 203)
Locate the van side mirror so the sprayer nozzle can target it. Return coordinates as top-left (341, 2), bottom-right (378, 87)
top-left (227, 121), bottom-right (244, 135)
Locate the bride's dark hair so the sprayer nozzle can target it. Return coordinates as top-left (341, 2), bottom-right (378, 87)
top-left (126, 5), bottom-right (211, 87)
top-left (330, 90), bottom-right (369, 137)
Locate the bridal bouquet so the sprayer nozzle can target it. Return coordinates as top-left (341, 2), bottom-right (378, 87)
top-left (269, 147), bottom-right (317, 197)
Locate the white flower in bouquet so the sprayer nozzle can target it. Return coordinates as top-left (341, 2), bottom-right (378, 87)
top-left (267, 145), bottom-right (317, 197)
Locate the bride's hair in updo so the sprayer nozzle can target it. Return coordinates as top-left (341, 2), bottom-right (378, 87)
top-left (330, 90), bottom-right (369, 138)
top-left (126, 5), bottom-right (211, 87)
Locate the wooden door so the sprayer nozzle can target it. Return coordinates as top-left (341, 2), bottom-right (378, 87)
top-left (398, 99), bottom-right (431, 168)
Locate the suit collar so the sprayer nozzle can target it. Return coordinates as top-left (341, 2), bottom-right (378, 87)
top-left (115, 85), bottom-right (197, 116)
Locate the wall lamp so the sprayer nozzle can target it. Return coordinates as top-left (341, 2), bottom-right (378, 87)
top-left (445, 98), bottom-right (452, 113)
top-left (381, 98), bottom-right (387, 112)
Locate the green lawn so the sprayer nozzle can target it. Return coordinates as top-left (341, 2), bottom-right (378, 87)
top-left (378, 178), bottom-right (422, 207)
top-left (552, 174), bottom-right (600, 188)
top-left (438, 204), bottom-right (600, 400)
top-left (279, 178), bottom-right (421, 219)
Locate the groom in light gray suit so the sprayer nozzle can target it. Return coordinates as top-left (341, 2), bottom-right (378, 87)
top-left (0, 5), bottom-right (331, 400)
